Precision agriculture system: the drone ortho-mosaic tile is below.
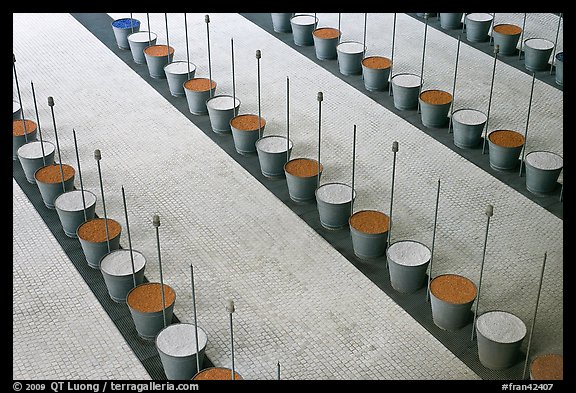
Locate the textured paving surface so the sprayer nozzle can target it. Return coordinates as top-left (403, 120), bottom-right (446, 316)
top-left (13, 12), bottom-right (562, 381)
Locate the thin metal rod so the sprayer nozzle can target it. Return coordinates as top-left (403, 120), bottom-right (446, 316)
top-left (519, 73), bottom-right (536, 177)
top-left (522, 252), bottom-right (548, 380)
top-left (30, 81), bottom-right (46, 165)
top-left (550, 13), bottom-right (562, 75)
top-left (147, 13), bottom-right (152, 45)
top-left (13, 54), bottom-right (29, 143)
top-left (461, 13), bottom-right (467, 35)
top-left (481, 46), bottom-right (499, 154)
top-left (518, 13), bottom-right (527, 60)
top-left (417, 15), bottom-right (428, 114)
top-left (184, 13), bottom-right (191, 79)
top-left (389, 13), bottom-right (397, 96)
top-left (338, 13), bottom-right (341, 44)
top-left (559, 183), bottom-right (563, 202)
top-left (257, 49), bottom-right (262, 139)
top-left (489, 13), bottom-right (495, 46)
top-left (231, 38), bottom-right (236, 116)
top-left (317, 92), bottom-right (323, 189)
top-left (286, 77), bottom-right (290, 163)
top-left (471, 204), bottom-right (493, 341)
top-left (153, 215), bottom-right (168, 329)
top-left (130, 13), bottom-right (134, 34)
top-left (387, 141), bottom-right (399, 255)
top-left (121, 186), bottom-right (136, 287)
top-left (277, 361), bottom-right (281, 380)
top-left (164, 13), bottom-right (171, 64)
top-left (448, 36), bottom-right (462, 134)
top-left (48, 97), bottom-right (65, 193)
top-left (229, 313), bottom-right (235, 380)
top-left (72, 129), bottom-right (87, 222)
top-left (351, 125), bottom-right (357, 216)
top-left (190, 264), bottom-right (201, 374)
top-left (205, 15), bottom-right (213, 98)
top-left (426, 178), bottom-right (441, 302)
top-left (95, 150), bottom-right (111, 254)
top-left (362, 13), bottom-right (367, 59)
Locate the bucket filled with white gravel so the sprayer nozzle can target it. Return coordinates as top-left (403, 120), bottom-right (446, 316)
top-left (100, 249), bottom-right (146, 303)
top-left (475, 310), bottom-right (527, 370)
top-left (386, 240), bottom-right (431, 293)
top-left (524, 150), bottom-right (563, 195)
top-left (255, 135), bottom-right (293, 178)
top-left (315, 182), bottom-right (356, 230)
top-left (54, 189), bottom-right (97, 238)
top-left (451, 108), bottom-right (487, 149)
top-left (156, 323), bottom-right (208, 380)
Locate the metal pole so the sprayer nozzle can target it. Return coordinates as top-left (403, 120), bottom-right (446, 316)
top-left (461, 13), bottom-right (467, 35)
top-left (362, 13), bottom-right (367, 59)
top-left (164, 13), bottom-right (171, 64)
top-left (190, 264), bottom-right (201, 374)
top-left (522, 252), bottom-right (548, 380)
top-left (519, 73), bottom-right (536, 178)
top-left (231, 38), bottom-right (236, 116)
top-left (226, 299), bottom-right (236, 380)
top-left (184, 13), bottom-right (191, 79)
top-left (317, 92), bottom-right (323, 189)
top-left (121, 186), bottom-right (137, 287)
top-left (351, 125), bottom-right (357, 216)
top-left (518, 13), bottom-right (527, 60)
top-left (72, 129), bottom-right (87, 222)
top-left (94, 149), bottom-right (111, 254)
top-left (48, 97), bottom-right (66, 193)
top-left (256, 49), bottom-right (262, 139)
top-left (30, 81), bottom-right (46, 165)
top-left (277, 361), bottom-right (281, 380)
top-left (153, 214), bottom-right (168, 329)
top-left (389, 13), bottom-right (397, 96)
top-left (489, 13), bottom-right (495, 46)
top-left (550, 13), bottom-right (562, 75)
top-left (205, 15), bottom-right (213, 98)
top-left (286, 77), bottom-right (290, 163)
top-left (448, 36), bottom-right (462, 134)
top-left (559, 183), bottom-right (563, 202)
top-left (13, 54), bottom-right (29, 143)
top-left (147, 13), bottom-right (152, 45)
top-left (417, 15), bottom-right (429, 114)
top-left (481, 45), bottom-right (499, 155)
top-left (426, 179), bottom-right (441, 302)
top-left (471, 204), bottom-right (493, 341)
top-left (387, 141), bottom-right (399, 258)
top-left (130, 13), bottom-right (134, 34)
top-left (338, 13), bottom-right (341, 44)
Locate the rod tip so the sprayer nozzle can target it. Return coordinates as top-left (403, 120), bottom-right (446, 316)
top-left (94, 149), bottom-right (101, 160)
top-left (205, 15), bottom-right (210, 23)
top-left (392, 141), bottom-right (399, 152)
top-left (485, 204), bottom-right (493, 217)
top-left (494, 45), bottom-right (500, 54)
top-left (153, 214), bottom-right (160, 227)
top-left (47, 96), bottom-right (54, 106)
top-left (317, 92), bottom-right (323, 101)
top-left (226, 299), bottom-right (235, 313)
top-left (256, 49), bottom-right (261, 59)
top-left (13, 53), bottom-right (16, 63)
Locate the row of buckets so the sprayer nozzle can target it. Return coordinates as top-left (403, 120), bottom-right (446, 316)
top-left (12, 13), bottom-right (562, 380)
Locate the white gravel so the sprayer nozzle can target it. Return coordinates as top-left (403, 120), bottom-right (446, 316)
top-left (206, 95), bottom-right (240, 110)
top-left (291, 15), bottom-right (317, 26)
top-left (452, 109), bottom-right (487, 126)
top-left (156, 323), bottom-right (208, 357)
top-left (128, 31), bottom-right (157, 43)
top-left (387, 240), bottom-right (431, 266)
top-left (316, 183), bottom-right (354, 204)
top-left (525, 38), bottom-right (554, 50)
top-left (100, 249), bottom-right (146, 276)
top-left (164, 61), bottom-right (196, 75)
top-left (54, 189), bottom-right (97, 211)
top-left (256, 135), bottom-right (292, 153)
top-left (525, 151), bottom-right (563, 170)
top-left (17, 141), bottom-right (55, 159)
top-left (466, 13), bottom-right (493, 22)
top-left (476, 310), bottom-right (527, 343)
top-left (392, 73), bottom-right (422, 88)
top-left (337, 41), bottom-right (365, 54)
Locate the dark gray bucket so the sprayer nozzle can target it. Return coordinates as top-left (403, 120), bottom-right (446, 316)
top-left (386, 240), bottom-right (431, 293)
top-left (128, 31), bottom-right (157, 64)
top-left (465, 13), bottom-right (493, 43)
top-left (17, 140), bottom-right (56, 184)
top-left (391, 73), bottom-right (422, 110)
top-left (336, 41), bottom-right (365, 76)
top-left (13, 119), bottom-right (38, 160)
top-left (491, 24), bottom-right (522, 56)
top-left (315, 182), bottom-right (355, 230)
top-left (440, 13), bottom-right (463, 30)
top-left (34, 164), bottom-right (75, 209)
top-left (255, 135), bottom-right (293, 178)
top-left (524, 150), bottom-right (563, 195)
top-left (164, 61), bottom-right (196, 97)
top-left (76, 218), bottom-right (122, 269)
top-left (100, 249), bottom-right (146, 303)
top-left (429, 274), bottom-right (477, 331)
top-left (349, 210), bottom-right (390, 259)
top-left (361, 56), bottom-right (392, 91)
top-left (156, 323), bottom-right (208, 380)
top-left (271, 13), bottom-right (294, 33)
top-left (476, 310), bottom-right (527, 370)
top-left (13, 100), bottom-right (21, 120)
top-left (487, 130), bottom-right (524, 171)
top-left (54, 189), bottom-right (97, 238)
top-left (144, 45), bottom-right (174, 79)
top-left (127, 282), bottom-right (176, 341)
top-left (206, 95), bottom-right (241, 134)
top-left (312, 28), bottom-right (341, 60)
top-left (451, 108), bottom-right (487, 149)
top-left (184, 79), bottom-right (216, 115)
top-left (419, 89), bottom-right (452, 128)
top-left (284, 158), bottom-right (322, 202)
top-left (230, 114), bottom-right (265, 155)
top-left (523, 38), bottom-right (554, 72)
top-left (555, 52), bottom-right (563, 86)
top-left (111, 18), bottom-right (140, 50)
top-left (290, 14), bottom-right (318, 46)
